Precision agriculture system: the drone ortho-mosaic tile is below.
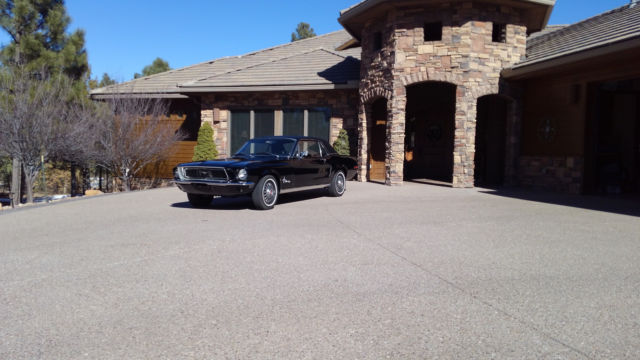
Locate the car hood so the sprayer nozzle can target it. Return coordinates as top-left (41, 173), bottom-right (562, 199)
top-left (179, 156), bottom-right (285, 168)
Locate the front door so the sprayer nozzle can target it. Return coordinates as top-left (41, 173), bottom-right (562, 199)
top-left (369, 99), bottom-right (387, 182)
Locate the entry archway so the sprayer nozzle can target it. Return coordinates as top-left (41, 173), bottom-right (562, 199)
top-left (404, 82), bottom-right (456, 182)
top-left (475, 95), bottom-right (509, 187)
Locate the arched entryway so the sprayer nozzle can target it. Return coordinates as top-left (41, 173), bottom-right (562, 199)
top-left (368, 98), bottom-right (388, 182)
top-left (404, 82), bottom-right (456, 183)
top-left (474, 95), bottom-right (509, 187)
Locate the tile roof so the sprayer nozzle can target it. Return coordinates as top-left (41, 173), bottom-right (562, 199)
top-left (516, 3), bottom-right (640, 69)
top-left (90, 30), bottom-right (360, 97)
top-left (181, 48), bottom-right (360, 90)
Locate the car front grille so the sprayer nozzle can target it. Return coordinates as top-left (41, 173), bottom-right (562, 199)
top-left (182, 167), bottom-right (229, 181)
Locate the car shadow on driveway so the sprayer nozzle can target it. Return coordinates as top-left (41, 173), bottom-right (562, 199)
top-left (171, 188), bottom-right (329, 211)
top-left (480, 188), bottom-right (640, 217)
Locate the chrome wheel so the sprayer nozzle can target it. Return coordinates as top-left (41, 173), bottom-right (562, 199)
top-left (335, 172), bottom-right (346, 195)
top-left (328, 170), bottom-right (346, 197)
top-left (252, 175), bottom-right (278, 210)
top-left (262, 178), bottom-right (278, 206)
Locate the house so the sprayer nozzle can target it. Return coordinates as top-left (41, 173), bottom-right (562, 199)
top-left (91, 0), bottom-right (640, 196)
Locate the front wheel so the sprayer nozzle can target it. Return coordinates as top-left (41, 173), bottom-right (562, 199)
top-left (328, 170), bottom-right (346, 197)
top-left (187, 193), bottom-right (213, 208)
top-left (252, 175), bottom-right (278, 210)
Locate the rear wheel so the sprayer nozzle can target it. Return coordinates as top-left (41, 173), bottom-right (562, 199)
top-left (187, 193), bottom-right (213, 208)
top-left (328, 170), bottom-right (346, 197)
top-left (252, 175), bottom-right (278, 210)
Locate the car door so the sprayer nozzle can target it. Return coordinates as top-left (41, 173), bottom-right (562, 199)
top-left (292, 140), bottom-right (327, 187)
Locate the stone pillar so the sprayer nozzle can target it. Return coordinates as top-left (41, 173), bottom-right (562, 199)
top-left (215, 109), bottom-right (229, 157)
top-left (452, 86), bottom-right (477, 188)
top-left (201, 97), bottom-right (214, 127)
top-left (357, 102), bottom-right (369, 182)
top-left (387, 93), bottom-right (406, 185)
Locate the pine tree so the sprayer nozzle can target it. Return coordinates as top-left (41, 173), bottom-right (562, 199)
top-left (0, 0), bottom-right (89, 80)
top-left (192, 122), bottom-right (218, 161)
top-left (0, 0), bottom-right (89, 204)
top-left (333, 129), bottom-right (350, 156)
top-left (134, 57), bottom-right (171, 79)
top-left (291, 22), bottom-right (316, 42)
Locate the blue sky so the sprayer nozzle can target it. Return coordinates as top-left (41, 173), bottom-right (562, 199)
top-left (0, 0), bottom-right (632, 81)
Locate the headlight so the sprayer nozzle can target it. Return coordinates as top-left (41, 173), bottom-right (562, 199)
top-left (236, 168), bottom-right (248, 181)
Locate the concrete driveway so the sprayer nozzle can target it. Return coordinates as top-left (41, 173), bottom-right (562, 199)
top-left (1, 182), bottom-right (639, 359)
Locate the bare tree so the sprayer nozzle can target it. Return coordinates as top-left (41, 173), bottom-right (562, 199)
top-left (93, 94), bottom-right (185, 191)
top-left (0, 69), bottom-right (74, 203)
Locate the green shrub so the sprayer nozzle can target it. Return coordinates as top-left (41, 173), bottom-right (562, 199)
top-left (192, 122), bottom-right (218, 161)
top-left (332, 129), bottom-right (350, 156)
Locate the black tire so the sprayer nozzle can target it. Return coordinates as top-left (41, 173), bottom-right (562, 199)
top-left (252, 175), bottom-right (278, 210)
top-left (328, 170), bottom-right (346, 197)
top-left (187, 193), bottom-right (213, 208)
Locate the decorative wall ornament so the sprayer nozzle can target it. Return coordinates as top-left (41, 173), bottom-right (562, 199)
top-left (537, 117), bottom-right (557, 143)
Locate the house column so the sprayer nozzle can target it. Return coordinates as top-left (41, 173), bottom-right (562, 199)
top-left (453, 86), bottom-right (477, 188)
top-left (387, 91), bottom-right (406, 185)
top-left (357, 102), bottom-right (369, 182)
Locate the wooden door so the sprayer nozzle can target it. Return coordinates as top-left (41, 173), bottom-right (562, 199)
top-left (369, 99), bottom-right (387, 182)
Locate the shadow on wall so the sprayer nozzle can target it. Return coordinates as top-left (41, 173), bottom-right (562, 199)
top-left (479, 188), bottom-right (640, 218)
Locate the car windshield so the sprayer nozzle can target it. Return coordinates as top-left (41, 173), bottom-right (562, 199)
top-left (234, 138), bottom-right (297, 157)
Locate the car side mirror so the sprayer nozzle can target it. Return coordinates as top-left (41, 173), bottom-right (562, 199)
top-left (296, 151), bottom-right (308, 159)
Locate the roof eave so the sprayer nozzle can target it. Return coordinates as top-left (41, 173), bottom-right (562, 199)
top-left (178, 82), bottom-right (360, 93)
top-left (90, 92), bottom-right (188, 100)
top-left (503, 36), bottom-right (640, 80)
top-left (339, 0), bottom-right (556, 39)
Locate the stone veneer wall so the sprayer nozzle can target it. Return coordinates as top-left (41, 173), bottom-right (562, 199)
top-left (518, 156), bottom-right (584, 194)
top-left (199, 90), bottom-right (359, 157)
top-left (358, 1), bottom-right (528, 186)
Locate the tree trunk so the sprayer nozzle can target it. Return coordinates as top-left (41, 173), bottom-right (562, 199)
top-left (22, 166), bottom-right (38, 204)
top-left (82, 167), bottom-right (89, 193)
top-left (121, 176), bottom-right (131, 192)
top-left (24, 174), bottom-right (34, 203)
top-left (98, 167), bottom-right (103, 192)
top-left (70, 163), bottom-right (77, 197)
top-left (11, 158), bottom-right (21, 207)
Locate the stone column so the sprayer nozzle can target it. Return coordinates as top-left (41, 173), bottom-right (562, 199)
top-left (452, 86), bottom-right (477, 188)
top-left (357, 102), bottom-right (369, 182)
top-left (387, 93), bottom-right (406, 185)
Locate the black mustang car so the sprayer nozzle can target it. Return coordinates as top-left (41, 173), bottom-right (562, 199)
top-left (174, 136), bottom-right (358, 210)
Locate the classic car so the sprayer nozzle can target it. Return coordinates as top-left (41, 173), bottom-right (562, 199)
top-left (174, 136), bottom-right (358, 210)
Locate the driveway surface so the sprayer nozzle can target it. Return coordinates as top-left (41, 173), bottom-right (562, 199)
top-left (1, 182), bottom-right (639, 359)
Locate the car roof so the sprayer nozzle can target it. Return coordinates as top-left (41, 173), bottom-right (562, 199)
top-left (251, 135), bottom-right (328, 142)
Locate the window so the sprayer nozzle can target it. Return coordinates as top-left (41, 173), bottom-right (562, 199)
top-left (296, 140), bottom-right (322, 158)
top-left (424, 22), bottom-right (442, 41)
top-left (308, 109), bottom-right (330, 139)
top-left (373, 32), bottom-right (382, 51)
top-left (254, 110), bottom-right (274, 138)
top-left (231, 108), bottom-right (331, 154)
top-left (230, 111), bottom-right (250, 154)
top-left (492, 23), bottom-right (506, 43)
top-left (283, 109), bottom-right (304, 136)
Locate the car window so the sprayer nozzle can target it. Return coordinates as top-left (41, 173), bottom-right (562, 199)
top-left (296, 140), bottom-right (322, 158)
top-left (235, 138), bottom-right (296, 157)
top-left (319, 141), bottom-right (336, 156)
